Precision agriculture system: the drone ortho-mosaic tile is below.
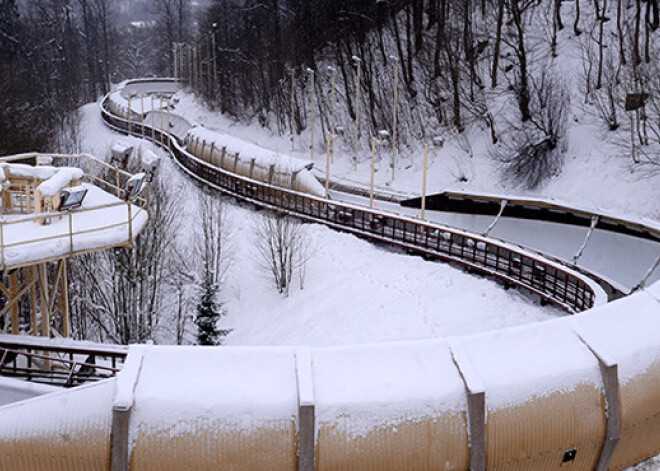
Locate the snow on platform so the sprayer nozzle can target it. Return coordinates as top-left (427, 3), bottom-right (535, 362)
top-left (0, 183), bottom-right (148, 268)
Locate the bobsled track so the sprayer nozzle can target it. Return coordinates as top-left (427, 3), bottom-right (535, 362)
top-left (1, 78), bottom-right (660, 471)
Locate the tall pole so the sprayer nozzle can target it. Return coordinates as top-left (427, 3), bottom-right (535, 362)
top-left (188, 45), bottom-right (192, 87)
top-left (173, 43), bottom-right (177, 84)
top-left (141, 94), bottom-right (145, 139)
top-left (308, 69), bottom-right (315, 162)
top-left (325, 133), bottom-right (332, 198)
top-left (160, 97), bottom-right (165, 145)
top-left (151, 95), bottom-right (156, 142)
top-left (167, 97), bottom-right (172, 151)
top-left (370, 137), bottom-right (376, 209)
top-left (193, 42), bottom-right (197, 95)
top-left (212, 30), bottom-right (218, 101)
top-left (329, 67), bottom-right (336, 164)
top-left (291, 69), bottom-right (296, 152)
top-left (127, 95), bottom-right (132, 135)
top-left (392, 58), bottom-right (399, 181)
top-left (354, 58), bottom-right (361, 171)
top-left (421, 145), bottom-right (429, 220)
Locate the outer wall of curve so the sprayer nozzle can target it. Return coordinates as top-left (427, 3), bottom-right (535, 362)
top-left (32, 79), bottom-right (657, 471)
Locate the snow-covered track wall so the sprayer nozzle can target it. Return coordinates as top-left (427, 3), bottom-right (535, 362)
top-left (2, 293), bottom-right (660, 470)
top-left (51, 78), bottom-right (660, 470)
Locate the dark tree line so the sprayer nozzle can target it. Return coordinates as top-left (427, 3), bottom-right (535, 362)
top-left (0, 0), bottom-right (191, 155)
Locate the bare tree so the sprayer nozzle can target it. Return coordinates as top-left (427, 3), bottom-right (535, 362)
top-left (494, 71), bottom-right (570, 189)
top-left (255, 212), bottom-right (312, 297)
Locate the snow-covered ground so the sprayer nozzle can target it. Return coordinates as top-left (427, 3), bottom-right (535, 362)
top-left (80, 100), bottom-right (562, 347)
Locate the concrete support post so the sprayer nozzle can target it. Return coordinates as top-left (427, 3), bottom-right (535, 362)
top-left (449, 341), bottom-right (487, 471)
top-left (111, 409), bottom-right (131, 471)
top-left (295, 348), bottom-right (316, 471)
top-left (111, 349), bottom-right (146, 471)
top-left (574, 326), bottom-right (621, 471)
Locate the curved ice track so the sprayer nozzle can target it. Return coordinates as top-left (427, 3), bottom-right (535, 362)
top-left (2, 78), bottom-right (659, 471)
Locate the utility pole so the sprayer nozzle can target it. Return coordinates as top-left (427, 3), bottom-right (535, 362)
top-left (390, 56), bottom-right (399, 181)
top-left (307, 68), bottom-right (315, 162)
top-left (353, 56), bottom-right (362, 171)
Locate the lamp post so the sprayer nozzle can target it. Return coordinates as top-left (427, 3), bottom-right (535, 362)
top-left (328, 66), bottom-right (337, 164)
top-left (370, 130), bottom-right (390, 209)
top-left (325, 126), bottom-right (344, 198)
top-left (188, 45), bottom-right (192, 87)
top-left (160, 96), bottom-right (165, 145)
top-left (290, 69), bottom-right (296, 152)
top-left (127, 91), bottom-right (136, 136)
top-left (421, 136), bottom-right (445, 221)
top-left (353, 56), bottom-right (362, 171)
top-left (390, 55), bottom-right (399, 181)
top-left (212, 25), bottom-right (218, 101)
top-left (307, 67), bottom-right (315, 162)
top-left (151, 95), bottom-right (156, 142)
top-left (173, 43), bottom-right (178, 85)
top-left (140, 94), bottom-right (145, 139)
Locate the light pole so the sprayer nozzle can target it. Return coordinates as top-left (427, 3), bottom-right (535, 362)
top-left (290, 69), bottom-right (296, 152)
top-left (370, 130), bottom-right (390, 209)
top-left (140, 94), bottom-right (145, 139)
top-left (307, 67), bottom-right (315, 162)
top-left (127, 91), bottom-right (136, 136)
top-left (421, 136), bottom-right (445, 221)
top-left (212, 25), bottom-right (218, 101)
top-left (160, 96), bottom-right (165, 145)
top-left (151, 95), bottom-right (156, 142)
top-left (188, 45), bottom-right (192, 87)
top-left (328, 66), bottom-right (337, 164)
top-left (353, 56), bottom-right (361, 171)
top-left (390, 55), bottom-right (399, 181)
top-left (173, 43), bottom-right (177, 85)
top-left (325, 126), bottom-right (344, 198)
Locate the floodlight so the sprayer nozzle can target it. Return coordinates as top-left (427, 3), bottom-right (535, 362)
top-left (352, 56), bottom-right (361, 63)
top-left (123, 173), bottom-right (148, 201)
top-left (141, 151), bottom-right (161, 182)
top-left (59, 186), bottom-right (88, 211)
top-left (388, 55), bottom-right (398, 62)
top-left (327, 66), bottom-right (335, 72)
top-left (377, 129), bottom-right (390, 142)
top-left (432, 136), bottom-right (445, 148)
top-left (335, 125), bottom-right (345, 137)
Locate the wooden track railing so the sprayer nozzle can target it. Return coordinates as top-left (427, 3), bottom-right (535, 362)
top-left (100, 90), bottom-right (610, 314)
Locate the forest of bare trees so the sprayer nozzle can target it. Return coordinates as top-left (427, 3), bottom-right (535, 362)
top-left (4, 0), bottom-right (660, 185)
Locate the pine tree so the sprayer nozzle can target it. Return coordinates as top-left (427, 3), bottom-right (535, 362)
top-left (195, 279), bottom-right (222, 346)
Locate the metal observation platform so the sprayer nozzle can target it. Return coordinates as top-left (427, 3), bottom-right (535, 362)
top-left (0, 153), bottom-right (149, 340)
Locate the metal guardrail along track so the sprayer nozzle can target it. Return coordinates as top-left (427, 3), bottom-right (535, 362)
top-left (100, 92), bottom-right (609, 314)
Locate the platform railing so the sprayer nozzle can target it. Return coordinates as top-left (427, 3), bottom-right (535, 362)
top-left (0, 335), bottom-right (127, 387)
top-left (101, 93), bottom-right (607, 313)
top-left (0, 154), bottom-right (148, 270)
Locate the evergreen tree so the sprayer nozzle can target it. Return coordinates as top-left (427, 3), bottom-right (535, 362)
top-left (195, 279), bottom-right (222, 346)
